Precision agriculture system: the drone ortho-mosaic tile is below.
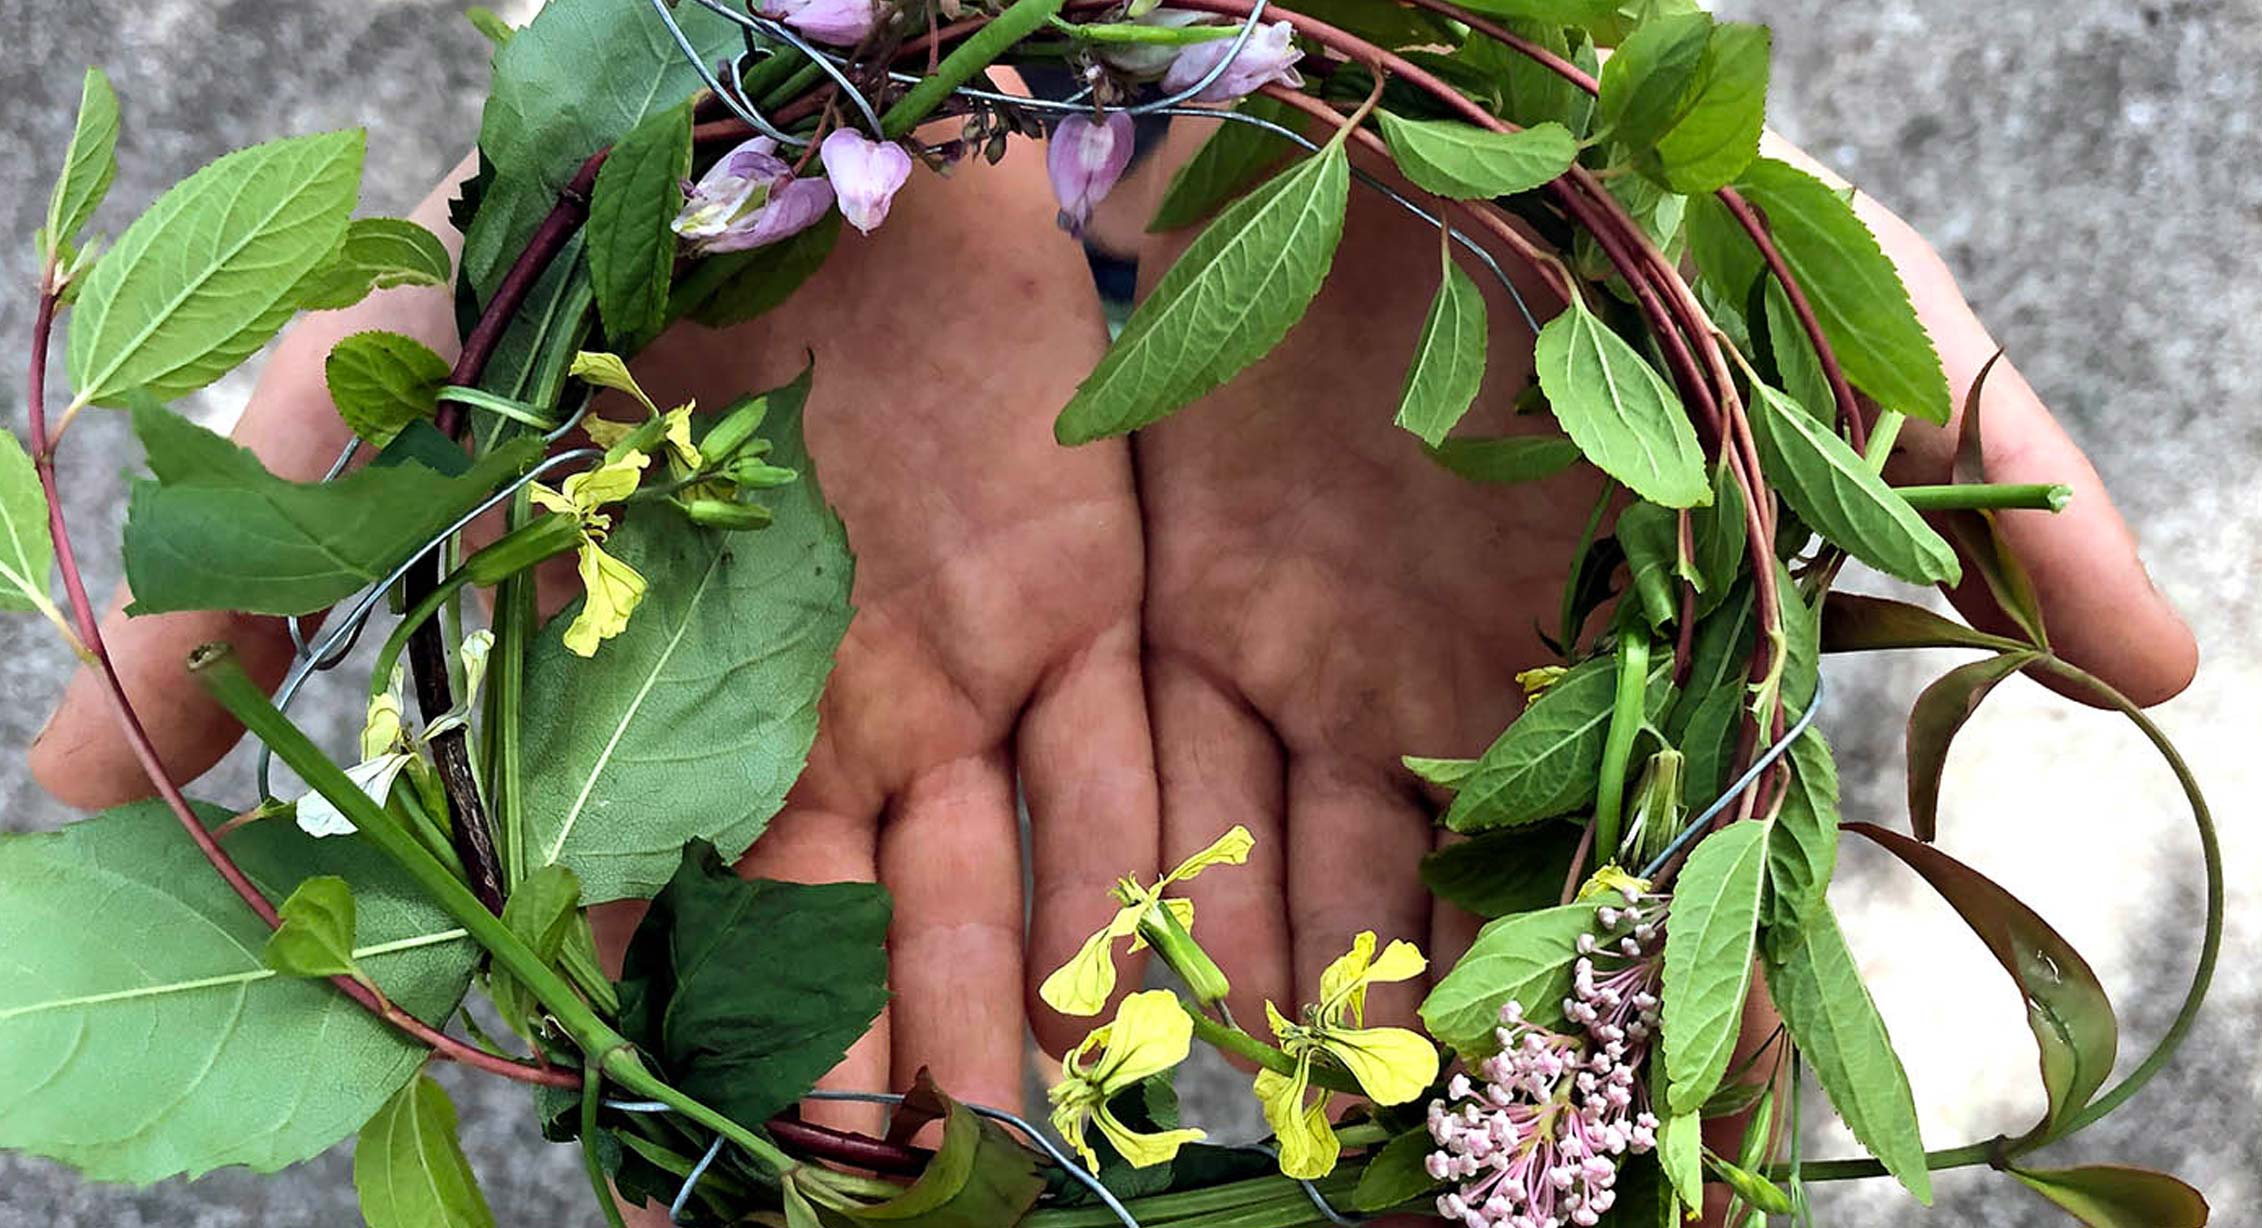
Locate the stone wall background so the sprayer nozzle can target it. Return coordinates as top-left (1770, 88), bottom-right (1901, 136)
top-left (0, 0), bottom-right (2253, 1223)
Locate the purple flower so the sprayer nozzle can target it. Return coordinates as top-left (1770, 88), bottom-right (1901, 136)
top-left (1047, 112), bottom-right (1137, 237)
top-left (818, 130), bottom-right (914, 235)
top-left (671, 137), bottom-right (836, 254)
top-left (1158, 19), bottom-right (1304, 104)
top-left (756, 0), bottom-right (880, 46)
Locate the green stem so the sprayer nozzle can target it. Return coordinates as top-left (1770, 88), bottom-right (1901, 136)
top-left (371, 570), bottom-right (475, 703)
top-left (1046, 15), bottom-right (1237, 42)
top-left (1182, 1006), bottom-right (1362, 1096)
top-left (487, 492), bottom-right (536, 890)
top-left (881, 0), bottom-right (1069, 137)
top-left (583, 1062), bottom-right (632, 1228)
top-left (1863, 409), bottom-right (1905, 472)
top-left (760, 60), bottom-right (827, 113)
top-left (1893, 482), bottom-right (2070, 513)
top-left (1589, 633), bottom-right (1652, 865)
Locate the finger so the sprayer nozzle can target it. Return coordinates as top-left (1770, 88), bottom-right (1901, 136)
top-left (1020, 619), bottom-right (1163, 1058)
top-left (1147, 652), bottom-right (1292, 1041)
top-left (1287, 758), bottom-right (1435, 1029)
top-left (30, 156), bottom-right (479, 807)
top-left (877, 751), bottom-right (1028, 1113)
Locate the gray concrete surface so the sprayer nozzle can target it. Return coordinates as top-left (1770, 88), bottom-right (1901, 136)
top-left (1, 0), bottom-right (2255, 1223)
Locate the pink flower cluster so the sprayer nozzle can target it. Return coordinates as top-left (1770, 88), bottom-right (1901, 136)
top-left (1424, 893), bottom-right (1665, 1228)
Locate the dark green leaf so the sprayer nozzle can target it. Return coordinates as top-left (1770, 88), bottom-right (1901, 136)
top-left (1377, 114), bottom-right (1579, 200)
top-left (1058, 146), bottom-right (1349, 444)
top-left (0, 802), bottom-right (474, 1182)
top-left (1616, 501), bottom-right (1685, 629)
top-left (1268, 0), bottom-right (1453, 50)
top-left (1422, 902), bottom-right (1601, 1054)
top-left (1763, 905), bottom-right (1930, 1202)
top-left (1687, 460), bottom-right (1745, 616)
top-left (43, 67), bottom-right (120, 263)
top-left (354, 1075), bottom-right (496, 1228)
top-left (1535, 299), bottom-right (1710, 507)
top-left (619, 842), bottom-right (891, 1132)
top-left (295, 218), bottom-right (454, 311)
top-left (1761, 730), bottom-right (1838, 960)
top-left (675, 211), bottom-right (842, 329)
top-left (1351, 1130), bottom-right (1445, 1213)
top-left (1850, 823), bottom-right (2117, 1136)
top-left (1450, 0), bottom-right (1617, 22)
top-left (326, 330), bottom-right (451, 446)
top-left (1704, 1154), bottom-right (1791, 1215)
top-left (1661, 821), bottom-right (1767, 1114)
top-left (1749, 381), bottom-right (1960, 584)
top-left (1421, 824), bottom-right (1585, 919)
top-left (1444, 652), bottom-right (1674, 832)
top-left (1684, 192), bottom-right (1763, 305)
top-left (2009, 1165), bottom-right (2208, 1228)
top-left (1395, 256), bottom-right (1489, 446)
top-left (1731, 157), bottom-right (1950, 423)
top-left (67, 130), bottom-right (364, 407)
top-left (844, 1075), bottom-right (1047, 1227)
top-left (0, 431), bottom-right (58, 620)
top-left (1461, 23), bottom-right (1581, 133)
top-left (1641, 23), bottom-right (1770, 193)
top-left (1148, 97), bottom-right (1302, 232)
top-left (1820, 592), bottom-right (2021, 654)
top-left (490, 864), bottom-right (584, 1032)
top-left (1596, 12), bottom-right (1711, 148)
top-left (120, 399), bottom-right (541, 615)
top-left (589, 100), bottom-right (692, 349)
top-left (263, 875), bottom-right (361, 980)
top-left (1700, 1077), bottom-right (1770, 1119)
top-left (1763, 278), bottom-right (1833, 426)
top-left (1904, 650), bottom-right (2036, 842)
top-left (1425, 434), bottom-right (1582, 484)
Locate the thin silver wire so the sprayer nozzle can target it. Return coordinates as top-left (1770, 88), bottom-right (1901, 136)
top-left (1228, 1143), bottom-right (1364, 1226)
top-left (671, 1135), bottom-right (730, 1222)
top-left (804, 1089), bottom-right (1144, 1227)
top-left (1638, 674), bottom-right (1827, 880)
top-left (684, 0), bottom-right (890, 138)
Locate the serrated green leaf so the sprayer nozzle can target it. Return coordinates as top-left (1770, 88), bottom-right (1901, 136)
top-left (589, 100), bottom-right (692, 349)
top-left (1749, 381), bottom-right (1959, 584)
top-left (1763, 277), bottom-right (1833, 426)
top-left (1425, 434), bottom-right (1582, 484)
top-left (1641, 23), bottom-right (1770, 193)
top-left (618, 842), bottom-right (890, 1130)
top-left (263, 875), bottom-right (361, 980)
top-left (0, 802), bottom-right (475, 1183)
top-left (1149, 98), bottom-right (1301, 232)
top-left (120, 400), bottom-right (542, 615)
top-left (1761, 730), bottom-right (1838, 959)
top-left (44, 67), bottom-right (120, 263)
top-left (1444, 652), bottom-right (1674, 832)
top-left (1684, 191), bottom-right (1763, 304)
top-left (1764, 906), bottom-right (1929, 1202)
top-left (1461, 23), bottom-right (1583, 133)
top-left (1421, 902), bottom-right (1601, 1054)
top-left (1731, 157), bottom-right (1950, 423)
top-left (1449, 0), bottom-right (1616, 22)
top-left (1596, 12), bottom-right (1711, 149)
top-left (1056, 146), bottom-right (1349, 444)
top-left (1851, 823), bottom-right (2116, 1137)
top-left (1351, 1130), bottom-right (1444, 1213)
top-left (67, 130), bottom-right (364, 407)
top-left (295, 217), bottom-right (454, 311)
top-left (1420, 824), bottom-right (1585, 919)
top-left (519, 371), bottom-right (853, 903)
top-left (1662, 820), bottom-right (1767, 1114)
top-left (0, 432), bottom-right (59, 621)
top-left (1377, 114), bottom-right (1579, 201)
top-left (355, 1075), bottom-right (495, 1228)
top-left (1687, 459), bottom-right (1745, 615)
top-left (325, 330), bottom-right (451, 446)
top-left (1395, 256), bottom-right (1488, 446)
top-left (1905, 651), bottom-right (2036, 842)
top-left (1657, 1110), bottom-right (1703, 1212)
top-left (1616, 501), bottom-right (1683, 629)
top-left (1404, 754), bottom-right (1482, 788)
top-left (2009, 1165), bottom-right (2208, 1227)
top-left (672, 210), bottom-right (841, 328)
top-left (1534, 299), bottom-right (1709, 507)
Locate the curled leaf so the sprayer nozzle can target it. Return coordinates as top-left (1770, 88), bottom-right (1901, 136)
top-left (2009, 1164), bottom-right (2208, 1227)
top-left (1906, 650), bottom-right (2037, 842)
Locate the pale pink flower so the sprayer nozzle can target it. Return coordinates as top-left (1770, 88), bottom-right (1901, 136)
top-left (818, 130), bottom-right (915, 235)
top-left (1047, 112), bottom-right (1137, 237)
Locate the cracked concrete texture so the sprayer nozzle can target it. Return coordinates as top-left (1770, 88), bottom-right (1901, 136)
top-left (0, 0), bottom-right (2254, 1223)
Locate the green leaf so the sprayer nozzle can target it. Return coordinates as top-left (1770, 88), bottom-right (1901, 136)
top-left (618, 842), bottom-right (890, 1130)
top-left (1616, 501), bottom-right (1684, 629)
top-left (1763, 277), bottom-right (1833, 426)
top-left (1275, 0), bottom-right (1454, 49)
top-left (490, 863), bottom-right (584, 1032)
top-left (263, 875), bottom-right (361, 980)
top-left (1421, 902), bottom-right (1601, 1054)
top-left (1661, 820), bottom-right (1767, 1114)
top-left (67, 130), bottom-right (364, 408)
top-left (589, 100), bottom-right (692, 349)
top-left (43, 67), bottom-right (120, 263)
top-left (1761, 730), bottom-right (1838, 959)
top-left (1687, 459), bottom-right (1745, 615)
top-left (325, 330), bottom-right (452, 447)
top-left (1425, 434), bottom-right (1582, 485)
top-left (845, 1076), bottom-right (1047, 1227)
top-left (673, 211), bottom-right (842, 328)
top-left (466, 7), bottom-right (516, 47)
top-left (1404, 754), bottom-right (1482, 788)
top-left (1684, 191), bottom-right (1763, 304)
top-left (1596, 12), bottom-right (1711, 148)
top-left (1351, 1130), bottom-right (1444, 1213)
top-left (1657, 1111), bottom-right (1703, 1213)
top-left (1704, 1154), bottom-right (1792, 1216)
top-left (1461, 23), bottom-right (1583, 133)
top-left (0, 802), bottom-right (475, 1183)
top-left (0, 431), bottom-right (60, 621)
top-left (1749, 381), bottom-right (1960, 584)
top-left (1819, 593), bottom-right (2022, 654)
top-left (120, 400), bottom-right (542, 615)
top-left (519, 370), bottom-right (853, 903)
top-left (2009, 1165), bottom-right (2208, 1228)
top-left (1731, 157), bottom-right (1950, 423)
top-left (354, 1075), bottom-right (496, 1228)
top-left (1534, 298), bottom-right (1710, 507)
top-left (1850, 823), bottom-right (2116, 1137)
top-left (1763, 906), bottom-right (1929, 1202)
top-left (1450, 0), bottom-right (1616, 22)
top-left (464, 0), bottom-right (735, 294)
top-left (1444, 652), bottom-right (1674, 832)
top-left (1394, 256), bottom-right (1488, 446)
top-left (1149, 97), bottom-right (1301, 232)
top-left (1641, 23), bottom-right (1770, 194)
top-left (1376, 114), bottom-right (1579, 200)
top-left (295, 218), bottom-right (454, 311)
top-left (1420, 824), bottom-right (1585, 919)
top-left (1904, 651), bottom-right (2036, 842)
top-left (1055, 146), bottom-right (1349, 444)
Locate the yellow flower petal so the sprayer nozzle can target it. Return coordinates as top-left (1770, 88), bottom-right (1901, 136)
top-left (1321, 1025), bottom-right (1439, 1106)
top-left (1093, 1104), bottom-right (1206, 1169)
top-left (1577, 863), bottom-right (1653, 903)
top-left (1318, 932), bottom-right (1427, 1027)
top-left (1254, 1065), bottom-right (1338, 1179)
top-left (1263, 1000), bottom-right (1297, 1043)
top-left (1159, 824), bottom-right (1254, 887)
top-left (562, 450), bottom-right (651, 512)
top-left (1049, 1093), bottom-right (1103, 1173)
top-left (1039, 924), bottom-right (1124, 1017)
top-left (359, 689), bottom-right (404, 762)
top-left (528, 481), bottom-right (576, 518)
top-left (562, 541), bottom-right (646, 657)
top-left (581, 415), bottom-right (638, 450)
top-left (570, 351), bottom-right (659, 415)
top-left (662, 403), bottom-right (703, 470)
top-left (1087, 989), bottom-right (1194, 1089)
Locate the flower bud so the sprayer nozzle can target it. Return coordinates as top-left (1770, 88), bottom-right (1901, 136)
top-left (756, 0), bottom-right (881, 46)
top-left (1136, 897), bottom-right (1231, 1007)
top-left (723, 456), bottom-right (801, 489)
top-left (1047, 112), bottom-right (1136, 237)
top-left (682, 499), bottom-right (776, 531)
top-left (461, 512), bottom-right (584, 585)
top-left (818, 131), bottom-right (915, 235)
top-left (1158, 20), bottom-right (1304, 103)
top-left (672, 137), bottom-right (837, 254)
top-left (696, 393), bottom-right (771, 464)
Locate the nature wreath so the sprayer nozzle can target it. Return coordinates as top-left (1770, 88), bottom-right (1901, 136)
top-left (0, 1), bottom-right (2223, 1226)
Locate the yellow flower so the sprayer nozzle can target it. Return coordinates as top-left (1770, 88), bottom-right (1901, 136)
top-left (1576, 863), bottom-right (1652, 904)
top-left (1516, 664), bottom-right (1568, 700)
top-left (1039, 825), bottom-right (1252, 1017)
top-left (530, 451), bottom-right (652, 658)
top-left (1047, 990), bottom-right (1208, 1171)
top-left (1252, 932), bottom-right (1440, 1179)
top-left (573, 351), bottom-right (703, 474)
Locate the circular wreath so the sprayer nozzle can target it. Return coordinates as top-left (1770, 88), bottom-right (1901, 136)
top-left (0, 1), bottom-right (2219, 1226)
